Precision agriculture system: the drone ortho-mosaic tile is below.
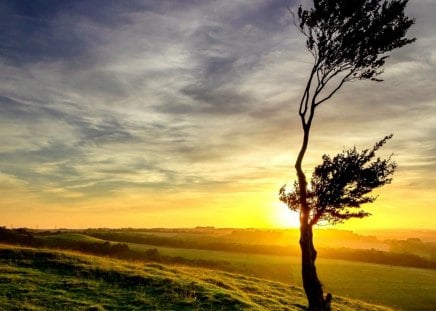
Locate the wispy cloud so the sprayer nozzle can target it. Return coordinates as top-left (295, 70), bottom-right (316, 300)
top-left (0, 0), bottom-right (434, 228)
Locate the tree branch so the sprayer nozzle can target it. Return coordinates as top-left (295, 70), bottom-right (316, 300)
top-left (315, 71), bottom-right (354, 107)
top-left (299, 64), bottom-right (318, 120)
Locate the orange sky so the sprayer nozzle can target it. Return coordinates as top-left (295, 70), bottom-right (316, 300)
top-left (0, 1), bottom-right (435, 231)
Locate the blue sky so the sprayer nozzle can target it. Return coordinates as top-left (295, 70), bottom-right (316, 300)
top-left (0, 0), bottom-right (435, 229)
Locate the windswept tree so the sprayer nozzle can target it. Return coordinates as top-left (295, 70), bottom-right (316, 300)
top-left (281, 135), bottom-right (397, 310)
top-left (281, 135), bottom-right (397, 225)
top-left (282, 0), bottom-right (415, 310)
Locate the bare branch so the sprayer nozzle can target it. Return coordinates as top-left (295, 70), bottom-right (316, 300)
top-left (299, 65), bottom-right (318, 121)
top-left (315, 71), bottom-right (354, 107)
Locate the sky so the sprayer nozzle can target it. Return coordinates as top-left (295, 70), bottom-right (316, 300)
top-left (0, 0), bottom-right (435, 230)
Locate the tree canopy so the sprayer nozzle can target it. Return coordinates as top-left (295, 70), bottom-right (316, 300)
top-left (294, 0), bottom-right (416, 127)
top-left (297, 0), bottom-right (415, 81)
top-left (280, 135), bottom-right (397, 225)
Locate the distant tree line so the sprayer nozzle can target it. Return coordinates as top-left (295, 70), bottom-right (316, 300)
top-left (321, 247), bottom-right (436, 269)
top-left (85, 231), bottom-right (300, 255)
top-left (1, 227), bottom-right (435, 270)
top-left (0, 227), bottom-right (41, 246)
top-left (386, 238), bottom-right (436, 261)
top-left (0, 227), bottom-right (236, 272)
top-left (84, 231), bottom-right (436, 269)
top-left (0, 227), bottom-right (129, 258)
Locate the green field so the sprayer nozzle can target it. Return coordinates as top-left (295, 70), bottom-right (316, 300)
top-left (38, 230), bottom-right (436, 310)
top-left (40, 233), bottom-right (106, 243)
top-left (0, 244), bottom-right (394, 311)
top-left (120, 241), bottom-right (436, 311)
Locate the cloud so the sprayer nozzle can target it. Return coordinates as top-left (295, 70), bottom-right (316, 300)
top-left (0, 0), bottom-right (434, 222)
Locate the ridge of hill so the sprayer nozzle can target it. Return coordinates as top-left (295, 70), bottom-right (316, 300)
top-left (0, 244), bottom-right (393, 311)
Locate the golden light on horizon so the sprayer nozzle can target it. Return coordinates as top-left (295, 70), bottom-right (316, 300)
top-left (0, 1), bottom-right (434, 232)
top-left (272, 202), bottom-right (300, 228)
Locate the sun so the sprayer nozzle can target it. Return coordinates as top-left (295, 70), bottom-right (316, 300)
top-left (272, 201), bottom-right (300, 228)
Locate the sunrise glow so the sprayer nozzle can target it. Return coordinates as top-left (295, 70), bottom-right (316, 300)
top-left (272, 202), bottom-right (300, 228)
top-left (0, 1), bottom-right (435, 231)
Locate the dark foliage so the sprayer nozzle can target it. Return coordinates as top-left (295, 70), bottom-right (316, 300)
top-left (0, 227), bottom-right (42, 247)
top-left (321, 247), bottom-right (436, 269)
top-left (281, 135), bottom-right (396, 225)
top-left (144, 248), bottom-right (161, 261)
top-left (0, 227), bottom-right (129, 257)
top-left (297, 0), bottom-right (415, 84)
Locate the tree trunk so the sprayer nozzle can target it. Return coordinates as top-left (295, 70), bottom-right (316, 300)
top-left (295, 126), bottom-right (325, 310)
top-left (300, 223), bottom-right (324, 310)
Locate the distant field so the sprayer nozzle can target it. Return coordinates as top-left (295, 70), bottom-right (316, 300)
top-left (82, 229), bottom-right (436, 268)
top-left (38, 230), bottom-right (436, 310)
top-left (40, 233), bottom-right (105, 243)
top-left (0, 244), bottom-right (394, 311)
top-left (3, 227), bottom-right (435, 310)
top-left (122, 241), bottom-right (436, 311)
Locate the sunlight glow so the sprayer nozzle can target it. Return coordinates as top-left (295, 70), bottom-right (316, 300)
top-left (273, 202), bottom-right (300, 228)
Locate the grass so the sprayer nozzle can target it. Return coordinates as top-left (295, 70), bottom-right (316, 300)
top-left (122, 241), bottom-right (436, 311)
top-left (0, 244), bottom-right (394, 311)
top-left (38, 232), bottom-right (436, 310)
top-left (40, 233), bottom-right (106, 243)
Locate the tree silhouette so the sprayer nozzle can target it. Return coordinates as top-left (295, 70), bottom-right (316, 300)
top-left (283, 0), bottom-right (415, 310)
top-left (281, 134), bottom-right (397, 225)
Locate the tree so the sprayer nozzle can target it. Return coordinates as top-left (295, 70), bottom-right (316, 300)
top-left (282, 0), bottom-right (415, 310)
top-left (281, 134), bottom-right (397, 225)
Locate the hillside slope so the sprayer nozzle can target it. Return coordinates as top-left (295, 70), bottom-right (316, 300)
top-left (0, 245), bottom-right (394, 311)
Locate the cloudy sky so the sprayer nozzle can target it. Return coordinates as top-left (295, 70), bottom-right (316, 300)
top-left (1, 0), bottom-right (435, 230)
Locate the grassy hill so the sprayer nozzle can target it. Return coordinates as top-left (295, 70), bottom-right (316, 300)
top-left (0, 244), bottom-right (394, 311)
top-left (40, 233), bottom-right (106, 243)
